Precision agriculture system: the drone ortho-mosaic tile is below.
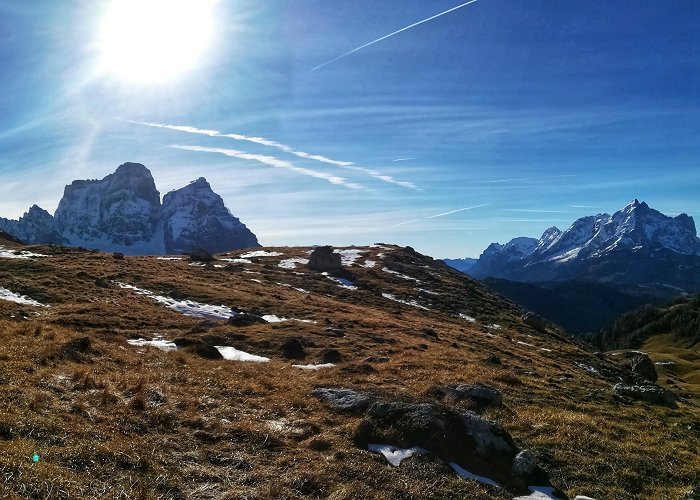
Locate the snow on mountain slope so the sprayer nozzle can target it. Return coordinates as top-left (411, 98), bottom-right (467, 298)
top-left (469, 200), bottom-right (700, 289)
top-left (0, 205), bottom-right (67, 245)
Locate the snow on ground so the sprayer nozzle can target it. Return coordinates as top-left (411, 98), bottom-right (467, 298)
top-left (0, 287), bottom-right (48, 307)
top-left (262, 314), bottom-right (315, 324)
top-left (449, 462), bottom-right (502, 488)
top-left (156, 257), bottom-right (183, 261)
top-left (517, 341), bottom-right (536, 348)
top-left (276, 282), bottom-right (310, 293)
top-left (382, 267), bottom-right (421, 283)
top-left (278, 257), bottom-right (309, 269)
top-left (576, 362), bottom-right (599, 375)
top-left (335, 248), bottom-right (365, 266)
top-left (0, 246), bottom-right (49, 259)
top-left (655, 361), bottom-right (675, 366)
top-left (368, 444), bottom-right (427, 467)
top-left (116, 282), bottom-right (235, 320)
top-left (215, 346), bottom-right (270, 362)
top-left (459, 314), bottom-right (477, 322)
top-left (362, 259), bottom-right (377, 268)
top-left (486, 324), bottom-right (502, 330)
top-left (418, 288), bottom-right (440, 296)
top-left (322, 273), bottom-right (358, 290)
top-left (369, 244), bottom-right (392, 250)
top-left (188, 262), bottom-right (207, 267)
top-left (127, 338), bottom-right (177, 351)
top-left (382, 293), bottom-right (429, 310)
top-left (292, 363), bottom-right (335, 370)
top-left (239, 250), bottom-right (282, 258)
top-left (220, 258), bottom-right (253, 264)
top-left (249, 279), bottom-right (262, 283)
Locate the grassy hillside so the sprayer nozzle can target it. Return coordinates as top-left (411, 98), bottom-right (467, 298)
top-left (0, 243), bottom-right (698, 499)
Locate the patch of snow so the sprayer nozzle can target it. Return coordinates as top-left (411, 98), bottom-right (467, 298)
top-left (0, 246), bottom-right (49, 259)
top-left (239, 250), bottom-right (282, 258)
top-left (188, 262), bottom-right (207, 267)
top-left (276, 282), bottom-right (310, 293)
top-left (486, 324), bottom-right (502, 330)
top-left (449, 462), bottom-right (502, 489)
top-left (362, 259), bottom-right (377, 268)
top-left (418, 288), bottom-right (440, 296)
top-left (382, 293), bottom-right (429, 310)
top-left (322, 273), bottom-right (358, 290)
top-left (0, 287), bottom-right (48, 307)
top-left (368, 444), bottom-right (427, 467)
top-left (249, 279), bottom-right (262, 283)
top-left (262, 314), bottom-right (315, 324)
top-left (459, 314), bottom-right (477, 322)
top-left (576, 363), bottom-right (599, 375)
top-left (116, 282), bottom-right (235, 320)
top-left (382, 267), bottom-right (421, 283)
top-left (278, 257), bottom-right (309, 269)
top-left (292, 363), bottom-right (335, 370)
top-left (517, 341), bottom-right (536, 348)
top-left (220, 258), bottom-right (253, 264)
top-left (156, 257), bottom-right (182, 261)
top-left (540, 347), bottom-right (553, 352)
top-left (335, 248), bottom-right (365, 266)
top-left (370, 244), bottom-right (392, 250)
top-left (127, 338), bottom-right (177, 351)
top-left (215, 346), bottom-right (270, 362)
top-left (655, 361), bottom-right (675, 366)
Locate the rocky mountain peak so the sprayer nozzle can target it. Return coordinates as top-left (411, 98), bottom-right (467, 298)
top-left (0, 163), bottom-right (259, 255)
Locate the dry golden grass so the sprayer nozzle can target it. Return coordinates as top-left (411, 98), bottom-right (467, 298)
top-left (0, 243), bottom-right (697, 499)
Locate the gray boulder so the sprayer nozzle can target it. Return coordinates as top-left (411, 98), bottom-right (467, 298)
top-left (512, 450), bottom-right (537, 476)
top-left (522, 312), bottom-right (548, 332)
top-left (312, 388), bottom-right (374, 414)
top-left (436, 383), bottom-right (503, 408)
top-left (307, 246), bottom-right (341, 272)
top-left (630, 354), bottom-right (658, 383)
top-left (612, 383), bottom-right (677, 408)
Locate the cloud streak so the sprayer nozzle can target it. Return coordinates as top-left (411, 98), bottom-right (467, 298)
top-left (132, 121), bottom-right (417, 190)
top-left (394, 203), bottom-right (489, 227)
top-left (310, 0), bottom-right (479, 71)
top-left (171, 145), bottom-right (363, 190)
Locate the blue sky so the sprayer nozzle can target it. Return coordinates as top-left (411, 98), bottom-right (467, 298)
top-left (0, 0), bottom-right (698, 257)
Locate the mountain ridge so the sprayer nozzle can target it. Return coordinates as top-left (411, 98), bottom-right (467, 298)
top-left (467, 200), bottom-right (700, 291)
top-left (0, 162), bottom-right (259, 255)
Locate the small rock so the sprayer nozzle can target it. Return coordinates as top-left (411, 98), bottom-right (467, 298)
top-left (630, 354), bottom-right (658, 383)
top-left (324, 327), bottom-right (345, 337)
top-left (684, 487), bottom-right (700, 500)
top-left (320, 348), bottom-right (342, 363)
top-left (611, 383), bottom-right (677, 408)
top-left (312, 388), bottom-right (374, 413)
top-left (282, 337), bottom-right (306, 360)
top-left (307, 246), bottom-right (341, 272)
top-left (512, 450), bottom-right (536, 476)
top-left (194, 345), bottom-right (223, 360)
top-left (436, 384), bottom-right (503, 408)
top-left (189, 249), bottom-right (213, 262)
top-left (112, 252), bottom-right (124, 260)
top-left (364, 356), bottom-right (390, 363)
top-left (485, 355), bottom-right (502, 365)
top-left (227, 313), bottom-right (266, 327)
top-left (522, 312), bottom-right (548, 332)
top-left (94, 277), bottom-right (109, 288)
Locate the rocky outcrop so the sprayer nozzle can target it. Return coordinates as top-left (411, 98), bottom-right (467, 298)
top-left (0, 163), bottom-right (259, 255)
top-left (161, 178), bottom-right (258, 254)
top-left (611, 383), bottom-right (677, 408)
top-left (307, 246), bottom-right (342, 271)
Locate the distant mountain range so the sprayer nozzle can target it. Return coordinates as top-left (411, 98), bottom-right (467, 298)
top-left (0, 163), bottom-right (259, 255)
top-left (445, 200), bottom-right (700, 333)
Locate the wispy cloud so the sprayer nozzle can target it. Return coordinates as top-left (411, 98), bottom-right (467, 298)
top-left (569, 204), bottom-right (597, 209)
top-left (500, 209), bottom-right (568, 213)
top-left (310, 0), bottom-right (479, 71)
top-left (171, 145), bottom-right (363, 190)
top-left (392, 157), bottom-right (414, 162)
top-left (394, 203), bottom-right (489, 227)
top-left (131, 121), bottom-right (418, 189)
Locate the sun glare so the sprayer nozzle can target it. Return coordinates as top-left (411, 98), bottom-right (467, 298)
top-left (98, 0), bottom-right (216, 83)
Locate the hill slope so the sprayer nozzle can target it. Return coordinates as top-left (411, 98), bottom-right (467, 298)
top-left (0, 242), bottom-right (697, 499)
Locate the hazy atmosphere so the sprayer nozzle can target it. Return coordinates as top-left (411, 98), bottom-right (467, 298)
top-left (0, 0), bottom-right (698, 258)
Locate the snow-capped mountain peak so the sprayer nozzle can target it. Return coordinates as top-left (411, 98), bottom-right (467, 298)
top-left (468, 200), bottom-right (700, 288)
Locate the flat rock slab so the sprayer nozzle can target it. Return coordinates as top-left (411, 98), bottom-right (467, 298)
top-left (312, 388), bottom-right (375, 413)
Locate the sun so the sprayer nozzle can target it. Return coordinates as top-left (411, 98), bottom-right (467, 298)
top-left (98, 0), bottom-right (216, 83)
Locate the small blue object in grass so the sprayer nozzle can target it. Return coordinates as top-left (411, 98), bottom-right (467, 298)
top-left (32, 453), bottom-right (40, 463)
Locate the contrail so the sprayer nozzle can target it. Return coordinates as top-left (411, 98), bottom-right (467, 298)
top-left (394, 203), bottom-right (489, 227)
top-left (310, 0), bottom-right (479, 71)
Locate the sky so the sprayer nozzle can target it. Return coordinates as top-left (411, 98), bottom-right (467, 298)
top-left (0, 0), bottom-right (698, 258)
